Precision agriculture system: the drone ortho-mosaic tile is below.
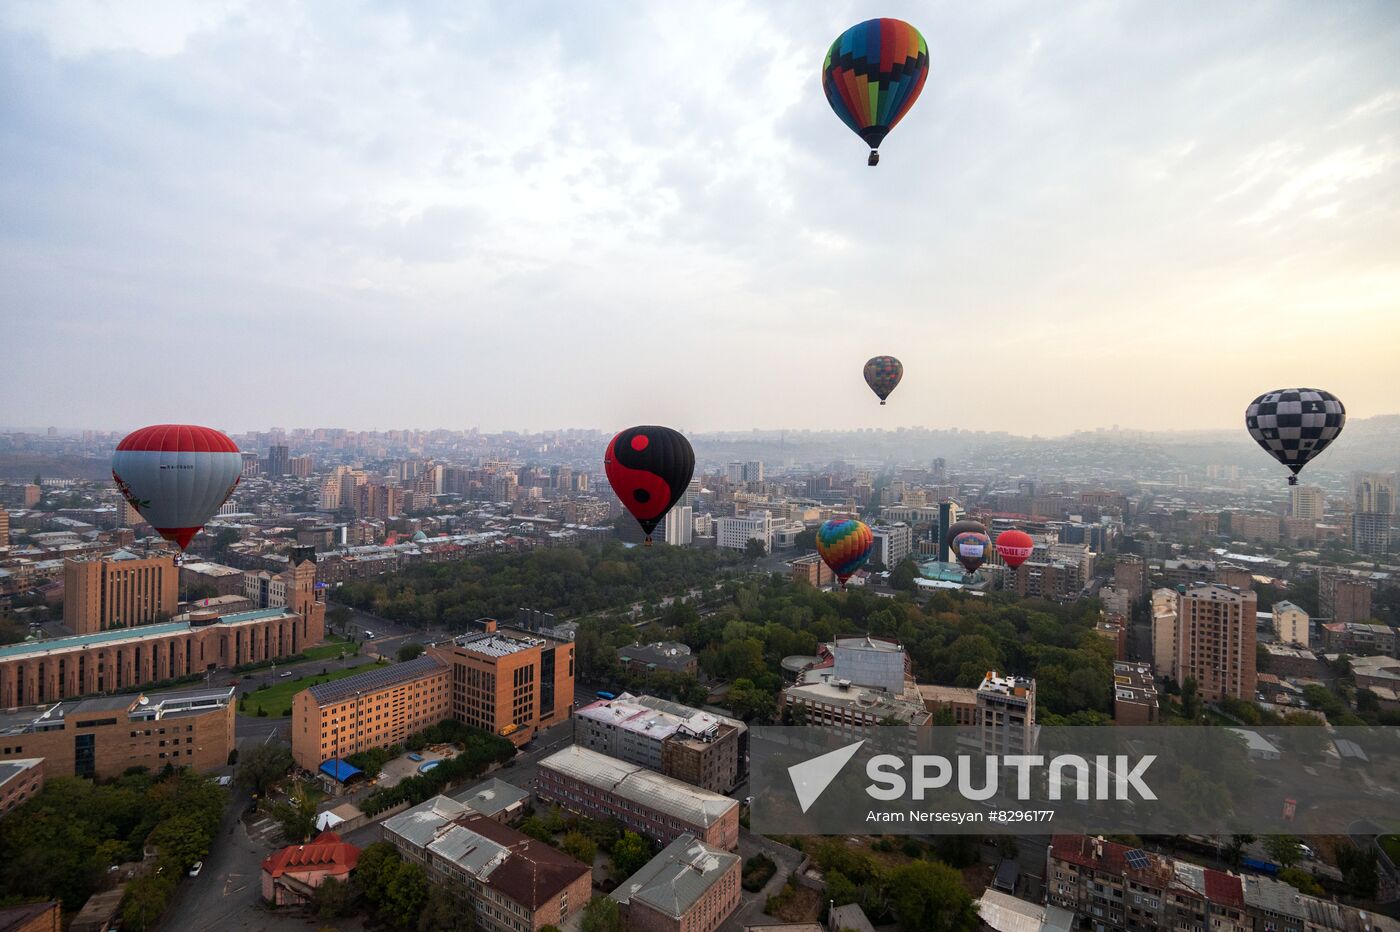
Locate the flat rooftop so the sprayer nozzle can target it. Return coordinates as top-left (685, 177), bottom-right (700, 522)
top-left (0, 607), bottom-right (296, 662)
top-left (539, 746), bottom-right (737, 828)
top-left (576, 693), bottom-right (729, 742)
top-left (306, 655), bottom-right (446, 705)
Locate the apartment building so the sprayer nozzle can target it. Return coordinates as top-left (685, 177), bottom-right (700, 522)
top-left (610, 834), bottom-right (742, 932)
top-left (383, 797), bottom-right (591, 932)
top-left (977, 671), bottom-right (1036, 754)
top-left (573, 693), bottom-right (746, 793)
top-left (63, 550), bottom-right (178, 633)
top-left (535, 746), bottom-right (739, 851)
top-left (290, 655), bottom-right (452, 770)
top-left (1112, 661), bottom-right (1158, 725)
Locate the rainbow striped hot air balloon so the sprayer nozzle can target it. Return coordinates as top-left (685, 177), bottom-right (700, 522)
top-left (815, 518), bottom-right (875, 586)
top-left (822, 18), bottom-right (931, 166)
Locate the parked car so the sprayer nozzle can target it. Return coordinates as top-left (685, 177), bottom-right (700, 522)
top-left (188, 862), bottom-right (203, 877)
top-left (407, 753), bottom-right (424, 762)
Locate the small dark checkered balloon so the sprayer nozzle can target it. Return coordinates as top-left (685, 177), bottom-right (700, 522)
top-left (1244, 388), bottom-right (1346, 484)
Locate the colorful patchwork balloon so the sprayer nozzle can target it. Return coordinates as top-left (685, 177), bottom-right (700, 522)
top-left (863, 356), bottom-right (903, 405)
top-left (951, 529), bottom-right (991, 575)
top-left (822, 18), bottom-right (931, 166)
top-left (816, 518), bottom-right (875, 586)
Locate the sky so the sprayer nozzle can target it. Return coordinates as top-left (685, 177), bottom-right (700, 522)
top-left (2, 0), bottom-right (1399, 436)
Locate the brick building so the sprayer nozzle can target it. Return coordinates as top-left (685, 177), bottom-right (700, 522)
top-left (445, 621), bottom-right (574, 746)
top-left (536, 745), bottom-right (739, 851)
top-left (64, 551), bottom-right (178, 634)
top-left (0, 686), bottom-right (235, 779)
top-left (290, 656), bottom-right (451, 770)
top-left (0, 757), bottom-right (45, 816)
top-left (573, 693), bottom-right (746, 794)
top-left (1112, 661), bottom-right (1158, 725)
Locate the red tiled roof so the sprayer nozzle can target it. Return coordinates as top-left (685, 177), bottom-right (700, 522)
top-left (1204, 870), bottom-right (1244, 908)
top-left (1049, 835), bottom-right (1128, 873)
top-left (261, 831), bottom-right (360, 879)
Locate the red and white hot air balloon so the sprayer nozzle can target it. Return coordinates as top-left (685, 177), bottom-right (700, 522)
top-left (994, 529), bottom-right (1035, 569)
top-left (111, 424), bottom-right (243, 551)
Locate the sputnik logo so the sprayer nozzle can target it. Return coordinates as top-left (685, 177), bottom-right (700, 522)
top-left (788, 740), bottom-right (865, 813)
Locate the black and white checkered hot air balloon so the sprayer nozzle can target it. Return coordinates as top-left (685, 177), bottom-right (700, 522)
top-left (1244, 388), bottom-right (1346, 485)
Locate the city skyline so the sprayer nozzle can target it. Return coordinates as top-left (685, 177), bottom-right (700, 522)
top-left (3, 2), bottom-right (1399, 434)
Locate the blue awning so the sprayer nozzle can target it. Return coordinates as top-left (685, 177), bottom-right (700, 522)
top-left (319, 759), bottom-right (363, 782)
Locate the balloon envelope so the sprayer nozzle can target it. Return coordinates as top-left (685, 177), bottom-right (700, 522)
top-left (816, 518), bottom-right (874, 584)
top-left (1244, 388), bottom-right (1345, 482)
top-left (944, 519), bottom-right (984, 554)
top-left (823, 18), bottom-right (930, 157)
top-left (863, 356), bottom-right (903, 404)
top-left (994, 529), bottom-right (1035, 570)
top-left (111, 424), bottom-right (243, 551)
top-left (951, 530), bottom-right (991, 575)
top-left (604, 426), bottom-right (695, 541)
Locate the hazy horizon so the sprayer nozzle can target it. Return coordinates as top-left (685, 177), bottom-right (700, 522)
top-left (3, 1), bottom-right (1399, 434)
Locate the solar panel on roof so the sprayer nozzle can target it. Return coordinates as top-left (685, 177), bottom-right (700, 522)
top-left (1126, 849), bottom-right (1150, 870)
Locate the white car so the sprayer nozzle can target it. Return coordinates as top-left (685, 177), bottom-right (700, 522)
top-left (189, 861), bottom-right (203, 877)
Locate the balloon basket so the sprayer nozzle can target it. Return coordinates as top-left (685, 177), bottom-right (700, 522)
top-left (644, 537), bottom-right (653, 547)
top-left (879, 401), bottom-right (886, 406)
top-left (868, 150), bottom-right (880, 166)
top-left (1288, 475), bottom-right (1298, 486)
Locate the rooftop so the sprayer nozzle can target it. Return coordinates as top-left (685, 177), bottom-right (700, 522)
top-left (453, 628), bottom-right (551, 658)
top-left (0, 686), bottom-right (235, 736)
top-left (261, 831), bottom-right (360, 879)
top-left (539, 746), bottom-right (737, 828)
top-left (576, 692), bottom-right (731, 742)
top-left (452, 777), bottom-right (530, 818)
top-left (305, 655), bottom-right (447, 705)
top-left (0, 606), bottom-right (296, 663)
top-left (610, 833), bottom-right (739, 919)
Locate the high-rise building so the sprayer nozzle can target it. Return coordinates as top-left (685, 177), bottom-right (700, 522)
top-left (268, 445), bottom-right (290, 477)
top-left (0, 484), bottom-right (40, 509)
top-left (743, 461), bottom-right (764, 482)
top-left (1113, 554), bottom-right (1147, 601)
top-left (1353, 472), bottom-right (1397, 515)
top-left (1351, 512), bottom-right (1391, 555)
top-left (977, 672), bottom-right (1036, 754)
top-left (1151, 589), bottom-right (1179, 681)
top-left (0, 506), bottom-right (8, 548)
top-left (288, 454), bottom-right (315, 478)
top-left (445, 621), bottom-right (575, 745)
top-left (1319, 572), bottom-right (1374, 624)
top-left (1176, 584), bottom-right (1256, 702)
top-left (1289, 485), bottom-right (1325, 521)
top-left (936, 500), bottom-right (962, 563)
top-left (64, 550), bottom-right (179, 634)
top-left (871, 522), bottom-right (913, 570)
top-left (661, 505), bottom-right (693, 546)
top-left (1271, 600), bottom-right (1310, 647)
top-left (240, 452), bottom-right (260, 478)
top-left (715, 510), bottom-right (772, 552)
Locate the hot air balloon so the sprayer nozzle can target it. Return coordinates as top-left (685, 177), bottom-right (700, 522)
top-left (994, 529), bottom-right (1034, 570)
top-left (111, 424), bottom-right (243, 551)
top-left (951, 529), bottom-right (991, 575)
top-left (863, 356), bottom-right (903, 405)
top-left (944, 519), bottom-right (983, 554)
top-left (1245, 388), bottom-right (1346, 485)
top-left (604, 426), bottom-right (695, 543)
top-left (822, 18), bottom-right (930, 166)
top-left (816, 517), bottom-right (874, 586)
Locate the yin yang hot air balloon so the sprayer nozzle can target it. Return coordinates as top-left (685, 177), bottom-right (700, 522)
top-left (1244, 388), bottom-right (1346, 485)
top-left (815, 517), bottom-right (875, 586)
top-left (604, 426), bottom-right (695, 543)
top-left (822, 18), bottom-right (931, 166)
top-left (863, 356), bottom-right (903, 405)
top-left (994, 529), bottom-right (1035, 570)
top-left (111, 424), bottom-right (243, 551)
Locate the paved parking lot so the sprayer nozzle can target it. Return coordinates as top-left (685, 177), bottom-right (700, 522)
top-left (375, 746), bottom-right (456, 789)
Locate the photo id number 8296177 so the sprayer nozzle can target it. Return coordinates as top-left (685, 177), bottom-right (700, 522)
top-left (988, 810), bottom-right (1055, 823)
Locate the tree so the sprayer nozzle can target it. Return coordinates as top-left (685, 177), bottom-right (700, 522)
top-left (1223, 835), bottom-right (1254, 871)
top-left (354, 842), bottom-right (401, 907)
top-left (1264, 835), bottom-right (1303, 868)
top-left (826, 869), bottom-right (858, 906)
top-left (382, 860), bottom-right (429, 929)
top-left (1278, 866), bottom-right (1323, 896)
top-left (611, 831), bottom-right (652, 880)
top-left (313, 877), bottom-right (355, 919)
top-left (1180, 677), bottom-right (1202, 721)
top-left (418, 882), bottom-right (476, 931)
top-left (561, 830), bottom-right (596, 865)
top-left (272, 782), bottom-right (318, 844)
top-left (236, 744), bottom-right (292, 796)
top-left (121, 872), bottom-right (176, 932)
top-left (580, 896), bottom-right (624, 932)
top-left (744, 538), bottom-right (768, 559)
top-left (883, 860), bottom-right (978, 932)
top-left (398, 642), bottom-right (426, 662)
top-left (891, 559), bottom-right (920, 592)
top-left (1337, 845), bottom-right (1379, 899)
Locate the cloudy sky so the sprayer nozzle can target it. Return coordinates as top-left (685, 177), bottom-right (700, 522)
top-left (2, 0), bottom-right (1398, 436)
